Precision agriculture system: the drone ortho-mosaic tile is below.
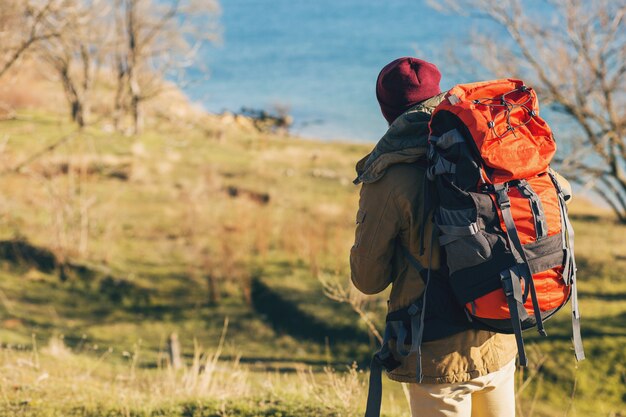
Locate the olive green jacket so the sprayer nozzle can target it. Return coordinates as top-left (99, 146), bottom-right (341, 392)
top-left (350, 94), bottom-right (518, 384)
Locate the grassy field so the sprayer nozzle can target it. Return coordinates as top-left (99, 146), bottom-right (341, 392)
top-left (0, 107), bottom-right (625, 416)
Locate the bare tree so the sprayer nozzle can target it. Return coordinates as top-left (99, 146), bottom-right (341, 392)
top-left (318, 273), bottom-right (383, 344)
top-left (0, 0), bottom-right (65, 79)
top-left (430, 0), bottom-right (626, 221)
top-left (114, 0), bottom-right (220, 134)
top-left (35, 0), bottom-right (112, 128)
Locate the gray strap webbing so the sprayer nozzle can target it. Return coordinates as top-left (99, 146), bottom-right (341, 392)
top-left (549, 172), bottom-right (572, 284)
top-left (494, 183), bottom-right (547, 339)
top-left (402, 245), bottom-right (426, 275)
top-left (549, 173), bottom-right (585, 361)
top-left (571, 276), bottom-right (585, 361)
top-left (500, 266), bottom-right (529, 366)
top-left (495, 183), bottom-right (531, 303)
top-left (394, 304), bottom-right (423, 355)
top-left (559, 193), bottom-right (573, 284)
top-left (494, 184), bottom-right (529, 268)
top-left (401, 246), bottom-right (430, 383)
top-left (432, 129), bottom-right (465, 150)
top-left (563, 209), bottom-right (584, 360)
top-left (364, 356), bottom-right (384, 417)
top-left (364, 247), bottom-right (429, 417)
top-left (427, 156), bottom-right (456, 179)
top-left (415, 230), bottom-right (437, 383)
top-left (402, 231), bottom-right (437, 383)
top-left (412, 302), bottom-right (426, 383)
top-left (390, 321), bottom-right (408, 355)
top-left (363, 315), bottom-right (424, 417)
top-left (364, 324), bottom-right (399, 417)
top-left (517, 180), bottom-right (548, 241)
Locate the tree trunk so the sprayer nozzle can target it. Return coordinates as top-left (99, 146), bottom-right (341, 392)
top-left (130, 89), bottom-right (142, 135)
top-left (126, 0), bottom-right (142, 135)
top-left (71, 99), bottom-right (85, 128)
top-left (167, 333), bottom-right (182, 370)
top-left (113, 60), bottom-right (126, 131)
top-left (59, 64), bottom-right (87, 129)
top-left (206, 274), bottom-right (221, 306)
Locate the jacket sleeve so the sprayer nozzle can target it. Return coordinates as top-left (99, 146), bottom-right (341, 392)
top-left (350, 180), bottom-right (401, 295)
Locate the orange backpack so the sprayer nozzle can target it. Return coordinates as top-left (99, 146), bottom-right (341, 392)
top-left (427, 79), bottom-right (585, 365)
top-left (362, 80), bottom-right (586, 417)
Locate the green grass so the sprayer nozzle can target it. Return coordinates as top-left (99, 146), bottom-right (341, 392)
top-left (0, 112), bottom-right (625, 416)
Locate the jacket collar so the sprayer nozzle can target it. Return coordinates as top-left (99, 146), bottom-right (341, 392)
top-left (354, 92), bottom-right (445, 184)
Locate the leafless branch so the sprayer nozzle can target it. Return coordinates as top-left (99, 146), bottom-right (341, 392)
top-left (434, 0), bottom-right (626, 220)
top-left (0, 0), bottom-right (63, 78)
top-left (318, 273), bottom-right (383, 344)
top-left (114, 0), bottom-right (221, 134)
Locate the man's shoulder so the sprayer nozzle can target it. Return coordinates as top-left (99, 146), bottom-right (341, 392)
top-left (377, 161), bottom-right (427, 189)
top-left (361, 161), bottom-right (426, 203)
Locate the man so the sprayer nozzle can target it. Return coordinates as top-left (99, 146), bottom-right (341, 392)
top-left (350, 57), bottom-right (518, 417)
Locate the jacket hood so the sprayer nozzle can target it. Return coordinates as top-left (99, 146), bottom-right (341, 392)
top-left (354, 92), bottom-right (445, 185)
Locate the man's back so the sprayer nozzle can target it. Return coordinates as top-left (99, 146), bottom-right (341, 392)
top-left (350, 134), bottom-right (516, 385)
top-left (353, 58), bottom-right (518, 417)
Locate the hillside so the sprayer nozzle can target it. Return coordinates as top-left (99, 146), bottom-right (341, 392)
top-left (0, 76), bottom-right (625, 416)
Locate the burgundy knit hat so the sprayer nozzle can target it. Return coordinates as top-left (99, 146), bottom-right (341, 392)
top-left (376, 57), bottom-right (442, 124)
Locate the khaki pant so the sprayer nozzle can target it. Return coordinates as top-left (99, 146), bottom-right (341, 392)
top-left (408, 359), bottom-right (516, 417)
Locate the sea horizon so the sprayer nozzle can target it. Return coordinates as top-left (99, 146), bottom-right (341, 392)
top-left (186, 0), bottom-right (478, 142)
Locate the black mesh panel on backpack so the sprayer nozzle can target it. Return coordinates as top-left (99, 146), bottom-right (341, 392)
top-left (428, 110), bottom-right (516, 309)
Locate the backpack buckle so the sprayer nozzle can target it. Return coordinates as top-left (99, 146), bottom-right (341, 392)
top-left (497, 192), bottom-right (511, 207)
top-left (407, 303), bottom-right (421, 316)
top-left (500, 270), bottom-right (514, 297)
top-left (495, 185), bottom-right (511, 208)
top-left (374, 349), bottom-right (401, 372)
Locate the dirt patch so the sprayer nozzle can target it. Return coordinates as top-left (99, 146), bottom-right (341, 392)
top-left (225, 186), bottom-right (270, 205)
top-left (30, 155), bottom-right (132, 181)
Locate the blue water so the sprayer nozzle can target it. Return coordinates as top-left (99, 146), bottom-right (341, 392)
top-left (185, 2), bottom-right (607, 207)
top-left (188, 1), bottom-right (481, 141)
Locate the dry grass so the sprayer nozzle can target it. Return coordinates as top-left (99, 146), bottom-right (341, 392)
top-left (0, 92), bottom-right (623, 417)
top-left (0, 332), bottom-right (397, 417)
